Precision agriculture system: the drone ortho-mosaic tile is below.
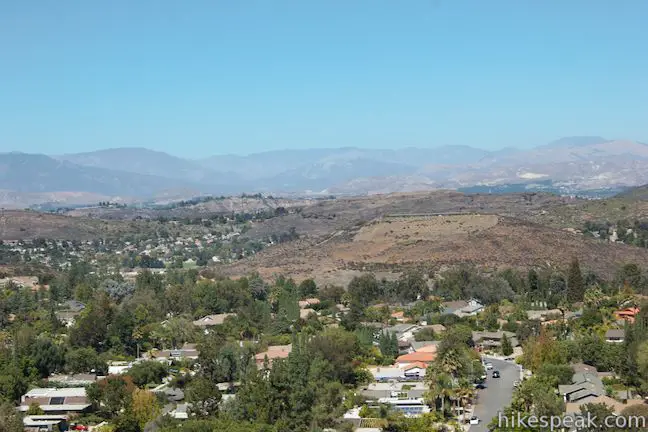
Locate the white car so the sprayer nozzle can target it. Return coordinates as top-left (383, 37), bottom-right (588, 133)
top-left (470, 416), bottom-right (480, 425)
top-left (485, 362), bottom-right (493, 370)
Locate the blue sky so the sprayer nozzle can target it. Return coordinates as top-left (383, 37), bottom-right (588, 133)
top-left (1, 1), bottom-right (647, 157)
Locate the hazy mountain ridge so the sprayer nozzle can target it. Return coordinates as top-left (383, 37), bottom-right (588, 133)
top-left (1, 137), bottom-right (647, 206)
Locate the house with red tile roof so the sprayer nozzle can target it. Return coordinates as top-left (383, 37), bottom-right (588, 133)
top-left (395, 351), bottom-right (436, 367)
top-left (614, 307), bottom-right (640, 323)
top-left (255, 344), bottom-right (292, 369)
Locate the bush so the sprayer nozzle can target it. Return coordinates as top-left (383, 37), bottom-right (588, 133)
top-left (127, 361), bottom-right (168, 387)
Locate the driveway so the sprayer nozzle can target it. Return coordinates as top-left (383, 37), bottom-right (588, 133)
top-left (469, 358), bottom-right (519, 432)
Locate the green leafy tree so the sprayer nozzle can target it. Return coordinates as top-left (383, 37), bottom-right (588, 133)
top-left (88, 375), bottom-right (135, 417)
top-left (396, 271), bottom-right (428, 303)
top-left (127, 361), bottom-right (168, 388)
top-left (31, 337), bottom-right (64, 378)
top-left (501, 334), bottom-right (513, 356)
top-left (298, 279), bottom-right (318, 298)
top-left (567, 257), bottom-right (585, 303)
top-left (186, 376), bottom-right (222, 418)
top-left (0, 402), bottom-right (23, 432)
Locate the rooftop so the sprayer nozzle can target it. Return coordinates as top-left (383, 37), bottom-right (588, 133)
top-left (192, 313), bottom-right (236, 327)
top-left (24, 388), bottom-right (86, 398)
top-left (396, 352), bottom-right (436, 364)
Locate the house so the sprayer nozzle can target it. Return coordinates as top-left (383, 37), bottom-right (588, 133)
top-left (170, 403), bottom-right (190, 420)
top-left (442, 299), bottom-right (484, 317)
top-left (375, 397), bottom-right (431, 417)
top-left (19, 388), bottom-right (91, 414)
top-left (298, 298), bottom-right (320, 309)
top-left (149, 343), bottom-right (200, 361)
top-left (59, 300), bottom-right (85, 312)
top-left (360, 382), bottom-right (427, 399)
top-left (614, 307), bottom-right (640, 324)
top-left (384, 324), bottom-right (420, 341)
top-left (192, 313), bottom-right (236, 328)
top-left (391, 311), bottom-right (406, 322)
top-left (47, 374), bottom-right (97, 386)
top-left (300, 308), bottom-right (317, 319)
top-left (255, 344), bottom-right (292, 368)
top-left (55, 301), bottom-right (86, 327)
top-left (571, 363), bottom-right (599, 375)
top-left (565, 396), bottom-right (645, 416)
top-left (23, 415), bottom-right (69, 432)
top-left (55, 311), bottom-right (81, 327)
top-left (368, 366), bottom-right (404, 381)
top-left (605, 329), bottom-right (625, 343)
top-left (472, 331), bottom-right (518, 350)
top-left (398, 339), bottom-right (412, 355)
top-left (441, 300), bottom-right (468, 315)
top-left (0, 275), bottom-right (39, 289)
top-left (526, 309), bottom-right (563, 321)
top-left (107, 361), bottom-right (132, 375)
top-left (564, 309), bottom-right (584, 320)
top-left (403, 362), bottom-right (428, 379)
top-left (335, 304), bottom-right (350, 313)
top-left (558, 372), bottom-right (605, 404)
top-left (395, 351), bottom-right (436, 367)
top-left (410, 340), bottom-right (440, 353)
top-left (428, 324), bottom-right (446, 334)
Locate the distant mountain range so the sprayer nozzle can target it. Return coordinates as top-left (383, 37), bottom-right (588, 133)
top-left (1, 136), bottom-right (647, 207)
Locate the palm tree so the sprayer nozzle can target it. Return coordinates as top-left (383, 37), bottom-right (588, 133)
top-left (455, 379), bottom-right (475, 423)
top-left (425, 370), bottom-right (455, 415)
top-left (438, 347), bottom-right (464, 378)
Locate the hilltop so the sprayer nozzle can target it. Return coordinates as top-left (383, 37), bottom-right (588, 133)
top-left (222, 212), bottom-right (648, 285)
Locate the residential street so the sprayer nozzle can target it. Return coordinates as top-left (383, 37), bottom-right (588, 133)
top-left (469, 358), bottom-right (519, 432)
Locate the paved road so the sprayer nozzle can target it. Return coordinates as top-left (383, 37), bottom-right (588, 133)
top-left (469, 358), bottom-right (519, 432)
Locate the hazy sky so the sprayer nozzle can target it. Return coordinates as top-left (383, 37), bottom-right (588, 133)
top-left (1, 1), bottom-right (647, 157)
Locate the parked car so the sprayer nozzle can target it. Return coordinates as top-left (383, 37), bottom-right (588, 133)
top-left (475, 382), bottom-right (487, 389)
top-left (470, 416), bottom-right (480, 425)
top-left (485, 362), bottom-right (493, 370)
top-left (505, 356), bottom-right (514, 361)
top-left (513, 380), bottom-right (520, 387)
top-left (492, 370), bottom-right (500, 378)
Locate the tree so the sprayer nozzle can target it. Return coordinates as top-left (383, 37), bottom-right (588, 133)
top-left (567, 257), bottom-right (585, 303)
top-left (616, 263), bottom-right (643, 292)
top-left (127, 361), bottom-right (167, 388)
top-left (527, 269), bottom-right (541, 300)
top-left (186, 376), bottom-right (222, 418)
top-left (348, 274), bottom-right (381, 307)
top-left (88, 375), bottom-right (135, 417)
top-left (0, 402), bottom-right (23, 432)
top-left (31, 337), bottom-right (64, 378)
top-left (298, 279), bottom-right (318, 298)
top-left (26, 402), bottom-right (44, 415)
top-left (579, 403), bottom-right (616, 432)
top-left (501, 334), bottom-right (513, 356)
top-left (396, 271), bottom-right (428, 303)
top-left (130, 388), bottom-right (160, 429)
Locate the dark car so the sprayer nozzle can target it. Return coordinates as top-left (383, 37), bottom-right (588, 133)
top-left (475, 382), bottom-right (487, 389)
top-left (492, 370), bottom-right (500, 378)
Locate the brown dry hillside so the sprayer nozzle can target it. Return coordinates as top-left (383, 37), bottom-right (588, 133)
top-left (0, 210), bottom-right (115, 240)
top-left (221, 214), bottom-right (648, 285)
top-left (241, 190), bottom-right (573, 241)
